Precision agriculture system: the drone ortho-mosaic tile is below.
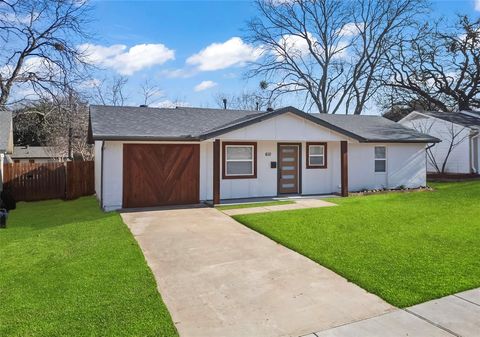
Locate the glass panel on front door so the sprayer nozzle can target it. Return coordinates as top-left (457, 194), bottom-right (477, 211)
top-left (278, 145), bottom-right (299, 194)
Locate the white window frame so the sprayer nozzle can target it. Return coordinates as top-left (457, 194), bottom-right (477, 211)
top-left (374, 146), bottom-right (387, 173)
top-left (224, 144), bottom-right (255, 177)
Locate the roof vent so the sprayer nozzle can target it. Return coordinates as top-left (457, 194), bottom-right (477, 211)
top-left (139, 104), bottom-right (148, 107)
top-left (266, 107), bottom-right (274, 112)
top-left (222, 98), bottom-right (227, 110)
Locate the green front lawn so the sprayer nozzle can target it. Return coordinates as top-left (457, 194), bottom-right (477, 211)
top-left (0, 197), bottom-right (178, 337)
top-left (234, 182), bottom-right (480, 308)
top-left (216, 200), bottom-right (295, 210)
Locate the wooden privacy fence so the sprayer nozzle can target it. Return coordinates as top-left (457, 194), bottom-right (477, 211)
top-left (2, 161), bottom-right (94, 202)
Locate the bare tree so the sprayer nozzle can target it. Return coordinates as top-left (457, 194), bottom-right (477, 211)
top-left (246, 0), bottom-right (427, 114)
top-left (0, 0), bottom-right (91, 108)
top-left (139, 79), bottom-right (163, 106)
top-left (12, 89), bottom-right (93, 161)
top-left (382, 16), bottom-right (480, 112)
top-left (214, 81), bottom-right (275, 110)
top-left (409, 118), bottom-right (469, 173)
top-left (90, 76), bottom-right (128, 106)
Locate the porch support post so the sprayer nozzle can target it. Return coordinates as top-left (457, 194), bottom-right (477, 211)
top-left (340, 141), bottom-right (348, 197)
top-left (213, 139), bottom-right (221, 205)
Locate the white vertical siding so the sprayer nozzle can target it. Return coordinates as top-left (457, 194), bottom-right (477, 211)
top-left (400, 113), bottom-right (472, 174)
top-left (219, 141), bottom-right (278, 199)
top-left (102, 141), bottom-right (123, 210)
top-left (94, 141), bottom-right (102, 202)
top-left (219, 112), bottom-right (347, 142)
top-left (301, 141), bottom-right (341, 195)
top-left (349, 143), bottom-right (426, 191)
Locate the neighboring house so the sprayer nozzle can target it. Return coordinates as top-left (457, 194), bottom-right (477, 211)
top-left (400, 111), bottom-right (480, 174)
top-left (89, 105), bottom-right (439, 211)
top-left (0, 110), bottom-right (14, 191)
top-left (11, 146), bottom-right (66, 163)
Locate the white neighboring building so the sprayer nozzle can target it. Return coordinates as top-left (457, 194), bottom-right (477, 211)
top-left (89, 105), bottom-right (439, 211)
top-left (400, 111), bottom-right (480, 174)
top-left (11, 146), bottom-right (66, 163)
top-left (0, 111), bottom-right (13, 191)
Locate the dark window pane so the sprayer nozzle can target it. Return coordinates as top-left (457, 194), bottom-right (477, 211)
top-left (375, 160), bottom-right (386, 172)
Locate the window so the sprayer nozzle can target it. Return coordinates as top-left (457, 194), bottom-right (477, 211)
top-left (222, 142), bottom-right (257, 179)
top-left (306, 142), bottom-right (327, 168)
top-left (374, 146), bottom-right (386, 173)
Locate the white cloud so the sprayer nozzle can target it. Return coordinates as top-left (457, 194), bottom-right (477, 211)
top-left (150, 99), bottom-right (190, 108)
top-left (79, 43), bottom-right (175, 75)
top-left (338, 22), bottom-right (364, 37)
top-left (0, 56), bottom-right (59, 79)
top-left (277, 33), bottom-right (349, 59)
top-left (78, 78), bottom-right (102, 89)
top-left (278, 34), bottom-right (313, 57)
top-left (186, 37), bottom-right (262, 71)
top-left (194, 80), bottom-right (218, 92)
top-left (475, 0), bottom-right (480, 11)
top-left (2, 12), bottom-right (37, 25)
top-left (161, 68), bottom-right (197, 78)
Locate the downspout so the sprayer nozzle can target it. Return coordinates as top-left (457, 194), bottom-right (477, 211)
top-left (0, 153), bottom-right (4, 192)
top-left (470, 131), bottom-right (479, 174)
top-left (100, 141), bottom-right (105, 210)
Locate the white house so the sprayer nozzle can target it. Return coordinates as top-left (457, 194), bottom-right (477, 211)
top-left (11, 146), bottom-right (67, 164)
top-left (400, 111), bottom-right (480, 174)
top-left (89, 105), bottom-right (439, 211)
top-left (0, 110), bottom-right (13, 191)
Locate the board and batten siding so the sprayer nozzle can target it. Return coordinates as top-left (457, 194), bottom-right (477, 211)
top-left (348, 143), bottom-right (427, 191)
top-left (400, 113), bottom-right (472, 174)
top-left (94, 140), bottom-right (102, 202)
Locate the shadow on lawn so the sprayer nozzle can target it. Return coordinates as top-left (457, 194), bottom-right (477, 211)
top-left (4, 196), bottom-right (114, 231)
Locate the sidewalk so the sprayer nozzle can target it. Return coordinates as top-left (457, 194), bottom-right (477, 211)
top-left (221, 199), bottom-right (337, 216)
top-left (306, 288), bottom-right (480, 337)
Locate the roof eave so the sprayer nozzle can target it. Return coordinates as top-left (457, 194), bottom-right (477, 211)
top-left (92, 135), bottom-right (202, 142)
top-left (359, 138), bottom-right (441, 143)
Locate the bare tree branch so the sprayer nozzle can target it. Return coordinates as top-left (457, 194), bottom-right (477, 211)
top-left (246, 0), bottom-right (427, 114)
top-left (381, 15), bottom-right (480, 112)
top-left (0, 0), bottom-right (92, 108)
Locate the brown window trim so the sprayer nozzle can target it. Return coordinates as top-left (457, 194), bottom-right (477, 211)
top-left (306, 142), bottom-right (327, 169)
top-left (222, 141), bottom-right (257, 179)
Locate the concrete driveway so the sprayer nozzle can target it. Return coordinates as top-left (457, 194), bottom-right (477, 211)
top-left (121, 207), bottom-right (393, 337)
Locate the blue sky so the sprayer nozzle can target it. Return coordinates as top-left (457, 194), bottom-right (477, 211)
top-left (84, 0), bottom-right (480, 111)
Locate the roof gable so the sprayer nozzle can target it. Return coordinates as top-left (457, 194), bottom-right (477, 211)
top-left (215, 111), bottom-right (352, 142)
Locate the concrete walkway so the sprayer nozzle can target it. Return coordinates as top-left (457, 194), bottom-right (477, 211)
top-left (221, 199), bottom-right (337, 216)
top-left (308, 288), bottom-right (480, 337)
top-left (121, 207), bottom-right (393, 337)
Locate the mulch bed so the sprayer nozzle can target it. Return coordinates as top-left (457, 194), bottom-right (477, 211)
top-left (349, 186), bottom-right (433, 197)
top-left (427, 173), bottom-right (480, 182)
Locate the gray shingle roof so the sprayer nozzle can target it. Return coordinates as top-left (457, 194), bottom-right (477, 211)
top-left (90, 105), bottom-right (264, 141)
top-left (89, 105), bottom-right (439, 143)
top-left (11, 146), bottom-right (59, 159)
top-left (313, 114), bottom-right (439, 143)
top-left (0, 110), bottom-right (13, 153)
top-left (419, 111), bottom-right (480, 129)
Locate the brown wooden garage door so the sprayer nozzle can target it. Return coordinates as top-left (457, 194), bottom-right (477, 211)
top-left (123, 144), bottom-right (200, 208)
